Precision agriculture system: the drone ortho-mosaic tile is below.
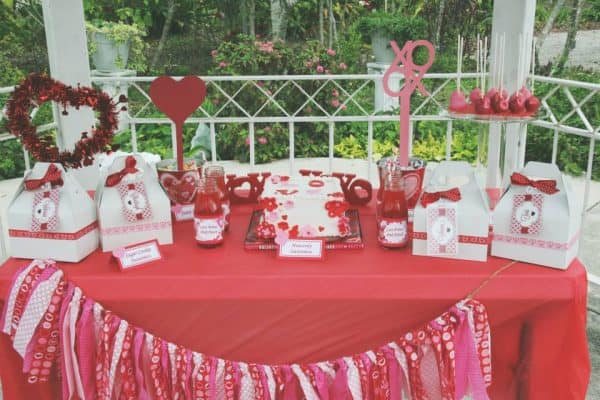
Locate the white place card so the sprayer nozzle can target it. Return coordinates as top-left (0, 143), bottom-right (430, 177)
top-left (113, 240), bottom-right (162, 270)
top-left (278, 239), bottom-right (325, 260)
top-left (172, 204), bottom-right (195, 221)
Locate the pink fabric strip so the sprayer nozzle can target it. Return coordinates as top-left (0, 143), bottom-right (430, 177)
top-left (259, 364), bottom-right (271, 400)
top-left (382, 345), bottom-right (401, 400)
top-left (0, 263), bottom-right (30, 332)
top-left (208, 356), bottom-right (218, 400)
top-left (58, 283), bottom-right (75, 400)
top-left (160, 339), bottom-right (171, 396)
top-left (76, 298), bottom-right (96, 400)
top-left (133, 328), bottom-right (150, 400)
top-left (281, 364), bottom-right (300, 400)
top-left (232, 360), bottom-right (242, 399)
top-left (310, 364), bottom-right (330, 400)
top-left (185, 349), bottom-right (193, 400)
top-left (359, 352), bottom-right (374, 400)
top-left (454, 313), bottom-right (489, 400)
top-left (330, 359), bottom-right (351, 399)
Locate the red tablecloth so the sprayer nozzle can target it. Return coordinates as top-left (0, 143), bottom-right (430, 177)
top-left (0, 203), bottom-right (590, 399)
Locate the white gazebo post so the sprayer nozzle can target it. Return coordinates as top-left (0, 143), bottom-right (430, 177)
top-left (487, 0), bottom-right (537, 193)
top-left (41, 0), bottom-right (98, 188)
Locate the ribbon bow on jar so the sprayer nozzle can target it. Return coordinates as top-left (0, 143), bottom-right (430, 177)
top-left (420, 187), bottom-right (462, 207)
top-left (105, 156), bottom-right (140, 187)
top-left (24, 164), bottom-right (64, 190)
top-left (510, 172), bottom-right (559, 195)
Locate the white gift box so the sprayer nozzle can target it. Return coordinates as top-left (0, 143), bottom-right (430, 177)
top-left (491, 162), bottom-right (581, 269)
top-left (413, 161), bottom-right (490, 262)
top-left (95, 154), bottom-right (173, 252)
top-left (7, 163), bottom-right (99, 262)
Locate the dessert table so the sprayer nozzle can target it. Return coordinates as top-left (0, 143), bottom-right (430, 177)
top-left (0, 202), bottom-right (590, 400)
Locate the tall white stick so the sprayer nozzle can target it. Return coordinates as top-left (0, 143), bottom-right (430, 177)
top-left (483, 36), bottom-right (488, 93)
top-left (531, 37), bottom-right (536, 94)
top-left (476, 34), bottom-right (480, 89)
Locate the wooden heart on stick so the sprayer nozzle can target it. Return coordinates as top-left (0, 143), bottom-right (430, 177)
top-left (149, 76), bottom-right (207, 170)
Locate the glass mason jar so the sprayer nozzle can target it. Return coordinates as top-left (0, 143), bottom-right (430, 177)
top-left (378, 168), bottom-right (409, 248)
top-left (203, 164), bottom-right (230, 230)
top-left (194, 177), bottom-right (224, 247)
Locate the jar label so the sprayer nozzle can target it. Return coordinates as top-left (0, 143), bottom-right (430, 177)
top-left (378, 218), bottom-right (408, 247)
top-left (194, 216), bottom-right (224, 244)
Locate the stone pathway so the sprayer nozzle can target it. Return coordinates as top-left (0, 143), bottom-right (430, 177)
top-left (538, 29), bottom-right (600, 71)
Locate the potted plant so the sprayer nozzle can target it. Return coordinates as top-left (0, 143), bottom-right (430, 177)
top-left (86, 21), bottom-right (147, 73)
top-left (358, 11), bottom-right (427, 63)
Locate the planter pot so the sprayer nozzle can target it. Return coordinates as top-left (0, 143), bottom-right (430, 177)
top-left (91, 32), bottom-right (130, 73)
top-left (371, 30), bottom-right (396, 64)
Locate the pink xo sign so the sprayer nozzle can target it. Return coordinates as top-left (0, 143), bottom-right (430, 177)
top-left (383, 40), bottom-right (435, 167)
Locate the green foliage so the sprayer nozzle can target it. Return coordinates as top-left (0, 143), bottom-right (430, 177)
top-left (357, 11), bottom-right (428, 42)
top-left (0, 141), bottom-right (27, 180)
top-left (86, 21), bottom-right (148, 72)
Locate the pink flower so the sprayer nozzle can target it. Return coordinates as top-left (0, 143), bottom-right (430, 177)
top-left (266, 90), bottom-right (273, 96)
top-left (211, 50), bottom-right (218, 56)
top-left (305, 61), bottom-right (313, 68)
top-left (245, 137), bottom-right (251, 146)
top-left (299, 225), bottom-right (318, 237)
top-left (219, 61), bottom-right (227, 68)
top-left (340, 104), bottom-right (347, 110)
top-left (331, 99), bottom-right (341, 107)
top-left (339, 62), bottom-right (347, 70)
top-left (257, 41), bottom-right (274, 53)
top-left (212, 98), bottom-right (220, 105)
top-left (283, 200), bottom-right (295, 210)
top-left (316, 65), bottom-right (324, 73)
top-left (332, 89), bottom-right (339, 97)
top-left (264, 126), bottom-right (272, 132)
top-left (327, 49), bottom-right (336, 56)
top-left (275, 229), bottom-right (289, 245)
top-left (258, 136), bottom-right (268, 145)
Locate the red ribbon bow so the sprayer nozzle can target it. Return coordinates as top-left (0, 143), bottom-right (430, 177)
top-left (420, 187), bottom-right (461, 207)
top-left (105, 156), bottom-right (139, 187)
top-left (24, 164), bottom-right (63, 190)
top-left (510, 172), bottom-right (559, 195)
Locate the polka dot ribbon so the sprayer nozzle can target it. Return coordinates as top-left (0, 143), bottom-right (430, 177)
top-left (420, 188), bottom-right (462, 207)
top-left (510, 172), bottom-right (559, 195)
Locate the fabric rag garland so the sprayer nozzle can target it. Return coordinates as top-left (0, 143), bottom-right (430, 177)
top-left (1, 260), bottom-right (493, 400)
top-left (5, 73), bottom-right (125, 169)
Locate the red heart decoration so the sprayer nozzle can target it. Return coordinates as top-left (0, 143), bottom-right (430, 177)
top-left (159, 171), bottom-right (200, 204)
top-left (150, 76), bottom-right (207, 170)
top-left (318, 226), bottom-right (325, 232)
top-left (281, 215), bottom-right (288, 220)
top-left (149, 76), bottom-right (207, 125)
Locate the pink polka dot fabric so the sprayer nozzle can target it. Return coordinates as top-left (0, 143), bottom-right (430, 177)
top-left (2, 260), bottom-right (492, 400)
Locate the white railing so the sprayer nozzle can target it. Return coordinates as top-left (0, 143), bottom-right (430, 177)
top-left (1, 73), bottom-right (599, 211)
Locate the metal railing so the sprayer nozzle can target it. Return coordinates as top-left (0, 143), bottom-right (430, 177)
top-left (1, 72), bottom-right (599, 210)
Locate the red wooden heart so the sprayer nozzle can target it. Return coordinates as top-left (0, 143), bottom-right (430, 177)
top-left (149, 76), bottom-right (207, 124)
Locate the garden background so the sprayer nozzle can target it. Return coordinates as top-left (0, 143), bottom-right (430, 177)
top-left (0, 0), bottom-right (598, 179)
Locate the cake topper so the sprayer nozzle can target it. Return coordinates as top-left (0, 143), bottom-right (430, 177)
top-left (382, 40), bottom-right (435, 167)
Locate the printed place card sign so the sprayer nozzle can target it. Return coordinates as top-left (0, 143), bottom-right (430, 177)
top-left (278, 239), bottom-right (325, 260)
top-left (172, 204), bottom-right (195, 221)
top-left (113, 240), bottom-right (162, 270)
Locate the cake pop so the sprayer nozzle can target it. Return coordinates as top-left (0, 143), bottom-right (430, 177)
top-left (449, 36), bottom-right (468, 112)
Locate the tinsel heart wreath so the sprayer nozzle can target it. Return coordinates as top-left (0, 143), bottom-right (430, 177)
top-left (5, 73), bottom-right (126, 169)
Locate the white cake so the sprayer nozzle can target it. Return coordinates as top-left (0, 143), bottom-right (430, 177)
top-left (256, 175), bottom-right (350, 241)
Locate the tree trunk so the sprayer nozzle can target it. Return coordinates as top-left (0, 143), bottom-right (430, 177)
top-left (248, 0), bottom-right (256, 37)
top-left (270, 0), bottom-right (298, 41)
top-left (554, 0), bottom-right (584, 74)
top-left (319, 0), bottom-right (324, 44)
top-left (150, 0), bottom-right (177, 71)
top-left (535, 0), bottom-right (566, 67)
top-left (434, 0), bottom-right (446, 50)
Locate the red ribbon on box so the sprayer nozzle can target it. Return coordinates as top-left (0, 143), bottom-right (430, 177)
top-left (510, 172), bottom-right (559, 195)
top-left (24, 164), bottom-right (63, 190)
top-left (420, 187), bottom-right (462, 207)
top-left (105, 156), bottom-right (139, 187)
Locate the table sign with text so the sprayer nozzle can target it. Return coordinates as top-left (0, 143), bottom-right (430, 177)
top-left (277, 239), bottom-right (325, 260)
top-left (113, 240), bottom-right (163, 270)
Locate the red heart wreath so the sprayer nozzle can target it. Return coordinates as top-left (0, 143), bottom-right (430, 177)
top-left (5, 73), bottom-right (125, 169)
